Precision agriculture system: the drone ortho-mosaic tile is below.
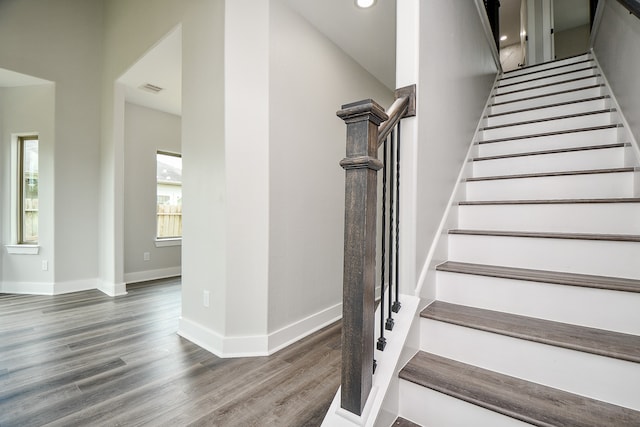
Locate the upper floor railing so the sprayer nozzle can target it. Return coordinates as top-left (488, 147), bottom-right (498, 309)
top-left (336, 84), bottom-right (416, 416)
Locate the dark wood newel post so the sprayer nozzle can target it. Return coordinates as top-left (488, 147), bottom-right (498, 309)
top-left (337, 99), bottom-right (388, 416)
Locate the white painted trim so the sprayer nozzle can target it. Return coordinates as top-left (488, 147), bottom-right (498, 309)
top-left (97, 279), bottom-right (127, 297)
top-left (5, 245), bottom-right (40, 255)
top-left (414, 73), bottom-right (501, 298)
top-left (0, 278), bottom-right (99, 295)
top-left (154, 238), bottom-right (182, 247)
top-left (53, 278), bottom-right (98, 294)
top-left (177, 316), bottom-right (226, 356)
top-left (124, 266), bottom-right (181, 284)
top-left (0, 281), bottom-right (54, 295)
top-left (178, 303), bottom-right (342, 358)
top-left (267, 302), bottom-right (342, 354)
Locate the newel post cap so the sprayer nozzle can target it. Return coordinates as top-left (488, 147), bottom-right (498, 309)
top-left (336, 99), bottom-right (388, 125)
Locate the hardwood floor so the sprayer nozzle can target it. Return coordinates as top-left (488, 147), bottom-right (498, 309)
top-left (0, 278), bottom-right (341, 426)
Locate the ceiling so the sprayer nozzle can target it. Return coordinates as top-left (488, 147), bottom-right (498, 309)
top-left (118, 1), bottom-right (395, 117)
top-left (118, 26), bottom-right (182, 116)
top-left (0, 68), bottom-right (52, 87)
top-left (285, 0), bottom-right (396, 90)
top-left (2, 1), bottom-right (589, 114)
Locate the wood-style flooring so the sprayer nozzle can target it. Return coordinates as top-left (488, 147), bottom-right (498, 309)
top-left (0, 278), bottom-right (341, 426)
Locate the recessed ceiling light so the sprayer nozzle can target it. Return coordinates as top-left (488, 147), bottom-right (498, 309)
top-left (500, 35), bottom-right (507, 41)
top-left (356, 0), bottom-right (376, 8)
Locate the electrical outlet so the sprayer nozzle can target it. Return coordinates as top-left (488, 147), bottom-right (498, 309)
top-left (143, 252), bottom-right (150, 261)
top-left (42, 260), bottom-right (48, 271)
top-left (203, 290), bottom-right (210, 308)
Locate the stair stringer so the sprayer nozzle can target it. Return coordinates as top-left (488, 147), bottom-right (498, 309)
top-left (590, 49), bottom-right (640, 196)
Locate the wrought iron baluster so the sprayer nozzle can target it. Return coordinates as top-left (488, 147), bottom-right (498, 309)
top-left (393, 122), bottom-right (402, 313)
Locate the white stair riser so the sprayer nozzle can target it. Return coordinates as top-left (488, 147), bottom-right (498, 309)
top-left (472, 147), bottom-right (625, 177)
top-left (458, 202), bottom-right (640, 234)
top-left (494, 77), bottom-right (601, 104)
top-left (480, 112), bottom-right (615, 141)
top-left (486, 98), bottom-right (609, 127)
top-left (448, 234), bottom-right (640, 278)
top-left (465, 172), bottom-right (634, 201)
top-left (495, 68), bottom-right (597, 95)
top-left (399, 380), bottom-right (531, 427)
top-left (490, 86), bottom-right (603, 115)
top-left (436, 271), bottom-right (640, 335)
top-left (477, 127), bottom-right (619, 157)
top-left (499, 55), bottom-right (592, 80)
top-left (420, 319), bottom-right (640, 410)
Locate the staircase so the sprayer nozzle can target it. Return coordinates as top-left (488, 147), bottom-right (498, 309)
top-left (396, 53), bottom-right (640, 426)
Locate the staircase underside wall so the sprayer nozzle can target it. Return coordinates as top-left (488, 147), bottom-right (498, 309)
top-left (593, 0), bottom-right (640, 147)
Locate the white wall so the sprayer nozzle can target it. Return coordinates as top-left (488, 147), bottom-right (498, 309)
top-left (0, 85), bottom-right (55, 293)
top-left (0, 0), bottom-right (102, 294)
top-left (413, 1), bottom-right (498, 293)
top-left (555, 24), bottom-right (590, 59)
top-left (268, 0), bottom-right (393, 339)
top-left (124, 103), bottom-right (181, 282)
top-left (593, 0), bottom-right (640, 145)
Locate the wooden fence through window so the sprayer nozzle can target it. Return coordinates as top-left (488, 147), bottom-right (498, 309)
top-left (157, 204), bottom-right (182, 238)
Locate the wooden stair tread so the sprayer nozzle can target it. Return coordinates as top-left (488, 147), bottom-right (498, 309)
top-left (495, 74), bottom-right (602, 98)
top-left (481, 109), bottom-right (615, 131)
top-left (421, 301), bottom-right (640, 363)
top-left (448, 229), bottom-right (640, 242)
top-left (491, 84), bottom-right (605, 108)
top-left (459, 197), bottom-right (640, 205)
top-left (392, 417), bottom-right (422, 427)
top-left (498, 66), bottom-right (597, 89)
top-left (487, 95), bottom-right (609, 118)
top-left (436, 261), bottom-right (640, 293)
top-left (478, 123), bottom-right (620, 145)
top-left (500, 55), bottom-right (591, 78)
top-left (465, 166), bottom-right (633, 182)
top-left (399, 351), bottom-right (640, 427)
top-left (473, 143), bottom-right (627, 162)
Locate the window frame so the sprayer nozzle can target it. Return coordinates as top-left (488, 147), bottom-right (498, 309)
top-left (17, 135), bottom-right (39, 244)
top-left (156, 150), bottom-right (182, 241)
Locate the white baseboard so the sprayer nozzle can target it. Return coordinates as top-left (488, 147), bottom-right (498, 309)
top-left (178, 302), bottom-right (342, 358)
top-left (0, 281), bottom-right (55, 295)
top-left (97, 279), bottom-right (127, 297)
top-left (267, 302), bottom-right (342, 354)
top-left (0, 278), bottom-right (99, 295)
top-left (124, 266), bottom-right (181, 284)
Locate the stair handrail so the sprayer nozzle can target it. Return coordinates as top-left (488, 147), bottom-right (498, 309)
top-left (617, 0), bottom-right (640, 19)
top-left (336, 84), bottom-right (416, 416)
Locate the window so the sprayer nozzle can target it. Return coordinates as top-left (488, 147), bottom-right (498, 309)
top-left (156, 151), bottom-right (182, 239)
top-left (19, 136), bottom-right (39, 244)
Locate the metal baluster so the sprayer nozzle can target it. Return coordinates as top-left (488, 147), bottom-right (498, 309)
top-left (377, 138), bottom-right (387, 352)
top-left (385, 129), bottom-right (396, 331)
top-left (393, 122), bottom-right (402, 313)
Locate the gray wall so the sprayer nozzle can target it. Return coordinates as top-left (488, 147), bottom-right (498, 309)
top-left (268, 0), bottom-right (393, 338)
top-left (556, 24), bottom-right (590, 59)
top-left (0, 85), bottom-right (55, 292)
top-left (413, 1), bottom-right (498, 292)
top-left (0, 0), bottom-right (102, 292)
top-left (124, 103), bottom-right (182, 282)
top-left (593, 0), bottom-right (640, 145)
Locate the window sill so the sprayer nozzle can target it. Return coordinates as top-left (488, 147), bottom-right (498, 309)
top-left (154, 238), bottom-right (182, 248)
top-left (6, 244), bottom-right (40, 255)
